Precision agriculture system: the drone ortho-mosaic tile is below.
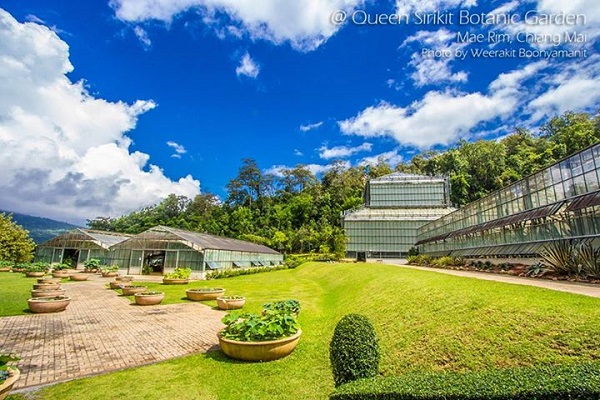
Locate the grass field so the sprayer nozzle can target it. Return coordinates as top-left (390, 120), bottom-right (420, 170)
top-left (4, 262), bottom-right (600, 400)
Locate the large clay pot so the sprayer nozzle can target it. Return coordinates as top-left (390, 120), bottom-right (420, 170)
top-left (134, 292), bottom-right (165, 306)
top-left (218, 330), bottom-right (302, 362)
top-left (25, 271), bottom-right (45, 277)
top-left (31, 288), bottom-right (66, 298)
top-left (115, 276), bottom-right (134, 282)
top-left (28, 296), bottom-right (71, 313)
top-left (33, 283), bottom-right (61, 290)
top-left (101, 271), bottom-right (118, 277)
top-left (186, 288), bottom-right (225, 301)
top-left (216, 296), bottom-right (245, 310)
top-left (70, 274), bottom-right (89, 281)
top-left (52, 271), bottom-right (70, 278)
top-left (37, 277), bottom-right (61, 284)
top-left (0, 367), bottom-right (20, 400)
top-left (109, 281), bottom-right (124, 289)
top-left (162, 278), bottom-right (189, 285)
top-left (121, 285), bottom-right (148, 296)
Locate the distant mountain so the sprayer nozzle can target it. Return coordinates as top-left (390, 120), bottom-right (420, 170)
top-left (0, 210), bottom-right (80, 244)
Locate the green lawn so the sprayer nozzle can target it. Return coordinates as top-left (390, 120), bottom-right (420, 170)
top-left (5, 262), bottom-right (600, 400)
top-left (0, 272), bottom-right (59, 316)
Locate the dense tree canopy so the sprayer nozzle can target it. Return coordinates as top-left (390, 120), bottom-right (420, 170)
top-left (0, 213), bottom-right (35, 262)
top-left (87, 111), bottom-right (600, 255)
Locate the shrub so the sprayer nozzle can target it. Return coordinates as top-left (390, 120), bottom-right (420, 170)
top-left (330, 314), bottom-right (379, 387)
top-left (539, 240), bottom-right (579, 276)
top-left (24, 262), bottom-right (49, 272)
top-left (164, 267), bottom-right (192, 279)
top-left (83, 258), bottom-right (101, 270)
top-left (578, 243), bottom-right (600, 278)
top-left (206, 265), bottom-right (288, 280)
top-left (430, 256), bottom-right (454, 268)
top-left (100, 265), bottom-right (119, 273)
top-left (330, 361), bottom-right (600, 400)
top-left (406, 255), bottom-right (431, 266)
top-left (52, 263), bottom-right (71, 271)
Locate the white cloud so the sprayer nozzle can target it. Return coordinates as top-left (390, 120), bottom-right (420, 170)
top-left (358, 150), bottom-right (404, 167)
top-left (319, 142), bottom-right (372, 159)
top-left (235, 52), bottom-right (259, 78)
top-left (0, 9), bottom-right (200, 224)
top-left (133, 26), bottom-right (152, 48)
top-left (396, 0), bottom-right (476, 15)
top-left (265, 161), bottom-right (350, 177)
top-left (299, 121), bottom-right (323, 132)
top-left (401, 29), bottom-right (468, 87)
top-left (110, 0), bottom-right (364, 51)
top-left (294, 149), bottom-right (303, 156)
top-left (167, 140), bottom-right (187, 158)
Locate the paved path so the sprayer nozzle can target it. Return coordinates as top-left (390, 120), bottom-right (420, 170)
top-left (0, 275), bottom-right (224, 390)
top-left (383, 261), bottom-right (600, 298)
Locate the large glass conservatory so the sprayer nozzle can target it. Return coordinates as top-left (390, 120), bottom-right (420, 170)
top-left (342, 172), bottom-right (455, 259)
top-left (35, 229), bottom-right (131, 267)
top-left (416, 142), bottom-right (600, 257)
top-left (109, 226), bottom-right (283, 278)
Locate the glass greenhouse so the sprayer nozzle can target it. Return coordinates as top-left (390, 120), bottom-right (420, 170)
top-left (109, 226), bottom-right (283, 278)
top-left (416, 142), bottom-right (600, 257)
top-left (35, 229), bottom-right (131, 266)
top-left (342, 172), bottom-right (455, 259)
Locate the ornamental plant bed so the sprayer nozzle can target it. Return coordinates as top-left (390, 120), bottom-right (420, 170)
top-left (186, 288), bottom-right (225, 301)
top-left (28, 296), bottom-right (71, 313)
top-left (121, 285), bottom-right (148, 296)
top-left (31, 288), bottom-right (66, 298)
top-left (216, 296), bottom-right (246, 310)
top-left (218, 309), bottom-right (301, 362)
top-left (134, 291), bottom-right (165, 306)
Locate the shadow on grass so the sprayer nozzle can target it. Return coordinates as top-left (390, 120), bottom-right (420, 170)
top-left (203, 345), bottom-right (249, 364)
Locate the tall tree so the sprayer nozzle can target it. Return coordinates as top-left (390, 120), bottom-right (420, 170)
top-left (0, 213), bottom-right (35, 262)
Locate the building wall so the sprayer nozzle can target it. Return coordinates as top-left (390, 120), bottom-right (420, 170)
top-left (369, 180), bottom-right (449, 207)
top-left (344, 219), bottom-right (428, 257)
top-left (417, 143), bottom-right (600, 257)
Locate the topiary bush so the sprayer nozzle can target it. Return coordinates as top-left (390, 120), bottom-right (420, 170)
top-left (330, 313), bottom-right (379, 387)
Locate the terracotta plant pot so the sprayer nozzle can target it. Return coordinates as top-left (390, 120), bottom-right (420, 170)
top-left (69, 274), bottom-right (89, 281)
top-left (37, 277), bottom-right (61, 284)
top-left (121, 285), bottom-right (148, 296)
top-left (218, 330), bottom-right (302, 362)
top-left (0, 367), bottom-right (20, 400)
top-left (52, 271), bottom-right (70, 278)
top-left (162, 278), bottom-right (189, 285)
top-left (0, 267), bottom-right (11, 272)
top-left (25, 271), bottom-right (45, 277)
top-left (134, 292), bottom-right (165, 306)
top-left (115, 276), bottom-right (134, 282)
top-left (216, 296), bottom-right (246, 310)
top-left (101, 272), bottom-right (118, 277)
top-left (28, 296), bottom-right (71, 313)
top-left (109, 281), bottom-right (124, 289)
top-left (33, 283), bottom-right (61, 290)
top-left (186, 288), bottom-right (225, 301)
top-left (31, 288), bottom-right (66, 298)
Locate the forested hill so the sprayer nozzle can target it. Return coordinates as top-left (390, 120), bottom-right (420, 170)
top-left (87, 111), bottom-right (600, 255)
top-left (0, 210), bottom-right (79, 243)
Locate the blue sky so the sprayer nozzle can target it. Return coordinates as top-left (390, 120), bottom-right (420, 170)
top-left (0, 0), bottom-right (598, 224)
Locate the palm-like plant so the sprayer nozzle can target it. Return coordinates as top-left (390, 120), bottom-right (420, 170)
top-left (539, 241), bottom-right (579, 276)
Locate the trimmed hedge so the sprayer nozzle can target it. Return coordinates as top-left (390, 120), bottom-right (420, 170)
top-left (330, 314), bottom-right (379, 387)
top-left (330, 362), bottom-right (600, 399)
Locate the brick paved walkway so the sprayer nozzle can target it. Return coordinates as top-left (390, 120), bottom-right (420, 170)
top-left (0, 275), bottom-right (224, 389)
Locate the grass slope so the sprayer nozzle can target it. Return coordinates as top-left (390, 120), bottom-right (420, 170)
top-left (6, 262), bottom-right (600, 400)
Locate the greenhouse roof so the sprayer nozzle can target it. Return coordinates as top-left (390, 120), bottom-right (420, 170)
top-left (343, 207), bottom-right (455, 221)
top-left (112, 226), bottom-right (281, 255)
top-left (38, 229), bottom-right (132, 250)
top-left (370, 172), bottom-right (446, 184)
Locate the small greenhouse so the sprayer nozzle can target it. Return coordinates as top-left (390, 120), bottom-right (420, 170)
top-left (35, 229), bottom-right (131, 267)
top-left (109, 226), bottom-right (283, 278)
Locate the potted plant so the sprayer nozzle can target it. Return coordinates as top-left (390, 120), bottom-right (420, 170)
top-left (109, 281), bottom-right (125, 289)
top-left (217, 295), bottom-right (246, 310)
top-left (24, 262), bottom-right (49, 277)
top-left (28, 296), bottom-right (71, 313)
top-left (11, 263), bottom-right (28, 273)
top-left (218, 308), bottom-right (301, 362)
top-left (51, 263), bottom-right (71, 278)
top-left (134, 291), bottom-right (165, 306)
top-left (33, 282), bottom-right (61, 290)
top-left (0, 261), bottom-right (12, 272)
top-left (163, 267), bottom-right (192, 284)
top-left (83, 258), bottom-right (101, 273)
top-left (101, 265), bottom-right (119, 277)
top-left (37, 277), bottom-right (62, 284)
top-left (121, 285), bottom-right (148, 296)
top-left (0, 354), bottom-right (20, 400)
top-left (31, 288), bottom-right (66, 298)
top-left (69, 272), bottom-right (89, 281)
top-left (186, 287), bottom-right (225, 301)
top-left (115, 275), bottom-right (134, 282)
